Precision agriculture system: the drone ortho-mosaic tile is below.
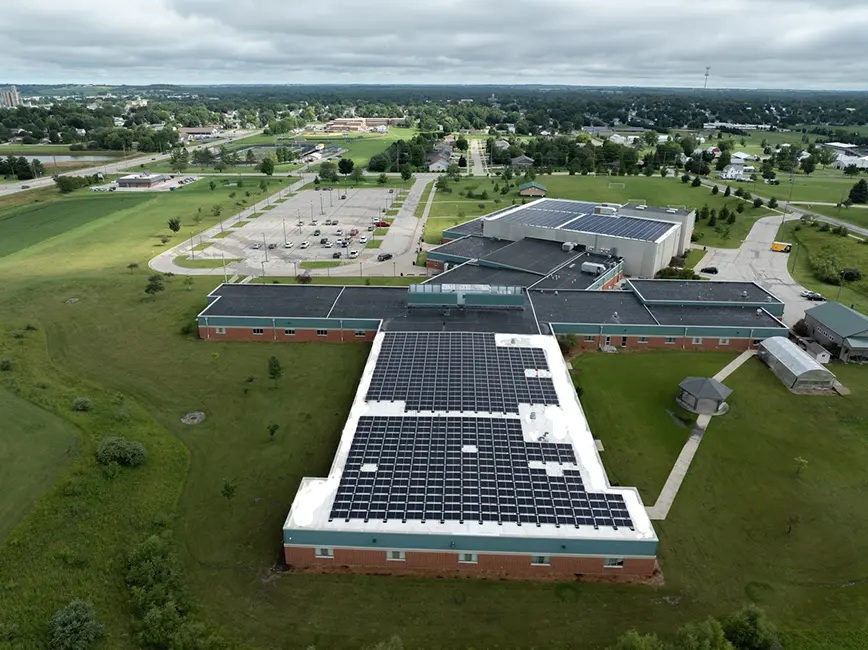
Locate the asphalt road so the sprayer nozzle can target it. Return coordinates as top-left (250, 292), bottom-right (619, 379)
top-left (0, 130), bottom-right (262, 197)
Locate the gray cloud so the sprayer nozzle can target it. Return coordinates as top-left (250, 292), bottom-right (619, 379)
top-left (3, 0), bottom-right (867, 89)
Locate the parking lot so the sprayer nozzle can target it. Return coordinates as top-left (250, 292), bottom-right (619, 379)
top-left (190, 187), bottom-right (403, 274)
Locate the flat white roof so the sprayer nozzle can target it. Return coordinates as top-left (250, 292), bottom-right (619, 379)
top-left (284, 331), bottom-right (656, 543)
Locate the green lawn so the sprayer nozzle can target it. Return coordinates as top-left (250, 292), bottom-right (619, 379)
top-left (684, 248), bottom-right (707, 269)
top-left (374, 227), bottom-right (389, 236)
top-left (777, 220), bottom-right (868, 313)
top-left (0, 387), bottom-right (80, 541)
top-left (0, 145), bottom-right (126, 156)
top-left (190, 241), bottom-right (212, 252)
top-left (801, 204), bottom-right (868, 231)
top-left (366, 239), bottom-right (383, 248)
top-left (423, 215), bottom-right (480, 244)
top-left (260, 205), bottom-right (276, 211)
top-left (769, 174), bottom-right (858, 204)
top-left (173, 255), bottom-right (239, 269)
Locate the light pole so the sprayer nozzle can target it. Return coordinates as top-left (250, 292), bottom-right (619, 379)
top-left (319, 192), bottom-right (324, 215)
top-left (393, 261), bottom-right (396, 277)
top-left (221, 252), bottom-right (228, 283)
top-left (262, 233), bottom-right (268, 261)
top-left (261, 260), bottom-right (266, 277)
top-left (282, 218), bottom-right (287, 245)
top-left (836, 273), bottom-right (846, 302)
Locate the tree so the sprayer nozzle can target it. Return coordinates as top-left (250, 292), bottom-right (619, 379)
top-left (606, 629), bottom-right (664, 650)
top-left (378, 173), bottom-right (388, 185)
top-left (350, 167), bottom-right (365, 185)
top-left (817, 147), bottom-right (837, 168)
top-left (221, 478), bottom-right (237, 500)
top-left (167, 217), bottom-right (181, 233)
top-left (727, 210), bottom-right (736, 224)
top-left (169, 148), bottom-right (189, 173)
top-left (96, 436), bottom-right (147, 467)
top-left (768, 197), bottom-right (778, 209)
top-left (208, 180), bottom-right (216, 191)
top-left (267, 423), bottom-right (280, 441)
top-left (435, 176), bottom-right (450, 191)
top-left (801, 156), bottom-right (816, 176)
top-left (260, 157), bottom-right (274, 176)
top-left (183, 276), bottom-right (194, 291)
top-left (723, 604), bottom-right (779, 650)
top-left (338, 157), bottom-right (355, 177)
top-left (671, 618), bottom-right (734, 650)
top-left (126, 263), bottom-right (139, 273)
top-left (691, 176), bottom-right (702, 187)
top-left (849, 178), bottom-right (868, 204)
top-left (259, 179), bottom-right (268, 192)
top-left (841, 267), bottom-right (863, 282)
top-left (795, 456), bottom-right (808, 475)
top-left (268, 355), bottom-right (282, 386)
top-left (681, 173), bottom-right (691, 183)
top-left (715, 150), bottom-right (732, 171)
top-left (458, 155), bottom-right (467, 168)
top-left (736, 202), bottom-right (745, 214)
top-left (446, 164), bottom-right (461, 180)
top-left (843, 164), bottom-right (860, 177)
top-left (659, 168), bottom-right (667, 177)
top-left (724, 185), bottom-right (731, 197)
top-left (245, 149), bottom-right (256, 164)
top-left (211, 205), bottom-right (223, 218)
top-left (753, 197), bottom-right (764, 208)
top-left (709, 213), bottom-right (718, 227)
top-left (712, 185), bottom-right (719, 195)
top-left (455, 136), bottom-right (469, 151)
top-left (400, 168), bottom-right (412, 182)
top-left (49, 600), bottom-right (104, 650)
top-left (145, 275), bottom-right (165, 296)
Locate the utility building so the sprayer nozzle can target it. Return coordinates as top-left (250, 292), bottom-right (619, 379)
top-left (759, 337), bottom-right (837, 390)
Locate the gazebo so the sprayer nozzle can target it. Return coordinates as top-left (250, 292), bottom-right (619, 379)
top-left (676, 377), bottom-right (732, 416)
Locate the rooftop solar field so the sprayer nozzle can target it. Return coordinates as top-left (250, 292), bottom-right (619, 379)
top-left (560, 214), bottom-right (675, 242)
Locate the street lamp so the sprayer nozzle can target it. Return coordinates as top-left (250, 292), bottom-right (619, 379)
top-left (262, 233), bottom-right (268, 261)
top-left (282, 218), bottom-right (287, 245)
top-left (261, 260), bottom-right (266, 277)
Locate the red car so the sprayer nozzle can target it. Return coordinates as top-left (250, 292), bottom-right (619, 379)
top-left (375, 221), bottom-right (391, 228)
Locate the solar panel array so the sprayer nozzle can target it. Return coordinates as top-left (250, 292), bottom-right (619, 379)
top-left (560, 214), bottom-right (674, 241)
top-left (367, 332), bottom-right (558, 412)
top-left (329, 416), bottom-right (634, 529)
top-left (497, 201), bottom-right (596, 229)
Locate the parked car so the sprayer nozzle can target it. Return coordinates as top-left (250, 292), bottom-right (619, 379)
top-left (326, 186), bottom-right (333, 191)
top-left (324, 219), bottom-right (332, 226)
top-left (310, 220), bottom-right (318, 226)
top-left (348, 250), bottom-right (359, 259)
top-left (284, 241), bottom-right (293, 248)
top-left (300, 241), bottom-right (310, 249)
top-left (335, 229), bottom-right (343, 236)
top-left (314, 186), bottom-right (320, 191)
top-left (375, 221), bottom-right (390, 227)
top-left (313, 229), bottom-right (321, 236)
top-left (359, 236), bottom-right (368, 244)
top-left (21, 185), bottom-right (30, 189)
top-left (332, 251), bottom-right (342, 259)
top-left (251, 243), bottom-right (262, 249)
top-left (267, 243), bottom-right (277, 250)
top-left (367, 225), bottom-right (375, 231)
top-left (324, 241), bottom-right (333, 248)
top-left (350, 228), bottom-right (359, 236)
top-left (340, 240), bottom-right (349, 248)
top-left (804, 291), bottom-right (826, 301)
top-left (340, 194), bottom-right (347, 199)
top-left (388, 189), bottom-right (394, 193)
top-left (377, 252), bottom-right (393, 262)
top-left (320, 237), bottom-right (329, 244)
top-left (700, 266), bottom-right (718, 275)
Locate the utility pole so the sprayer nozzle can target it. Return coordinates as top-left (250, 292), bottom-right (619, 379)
top-left (282, 218), bottom-right (287, 245)
top-left (189, 232), bottom-right (195, 259)
top-left (704, 66), bottom-right (711, 90)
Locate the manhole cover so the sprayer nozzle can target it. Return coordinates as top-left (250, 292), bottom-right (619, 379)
top-left (181, 411), bottom-right (205, 425)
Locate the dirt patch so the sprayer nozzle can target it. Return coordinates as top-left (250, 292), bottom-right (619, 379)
top-left (181, 411), bottom-right (205, 425)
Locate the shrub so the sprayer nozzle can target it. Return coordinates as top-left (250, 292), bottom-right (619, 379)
top-left (768, 197), bottom-right (778, 209)
top-left (49, 600), bottom-right (104, 650)
top-left (0, 359), bottom-right (12, 372)
top-left (681, 174), bottom-right (690, 183)
top-left (72, 397), bottom-right (92, 412)
top-left (819, 223), bottom-right (831, 232)
top-left (24, 323), bottom-right (38, 331)
top-left (179, 321), bottom-right (196, 336)
top-left (711, 185), bottom-right (719, 195)
top-left (96, 436), bottom-right (147, 467)
top-left (723, 604), bottom-right (779, 650)
top-left (753, 197), bottom-right (764, 208)
top-left (11, 330), bottom-right (24, 339)
top-left (691, 176), bottom-right (701, 187)
top-left (296, 274), bottom-right (312, 284)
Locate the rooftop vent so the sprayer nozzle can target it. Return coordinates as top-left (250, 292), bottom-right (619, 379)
top-left (742, 291), bottom-right (749, 298)
top-left (666, 208), bottom-right (677, 214)
top-left (756, 308), bottom-right (763, 315)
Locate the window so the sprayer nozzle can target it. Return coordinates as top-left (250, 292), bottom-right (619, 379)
top-left (604, 336), bottom-right (611, 346)
top-left (355, 330), bottom-right (367, 338)
top-left (316, 329), bottom-right (328, 337)
top-left (584, 336), bottom-right (595, 342)
top-left (458, 553), bottom-right (478, 564)
top-left (637, 336), bottom-right (649, 344)
top-left (215, 327), bottom-right (226, 335)
top-left (665, 337), bottom-right (676, 345)
top-left (692, 337), bottom-right (704, 345)
top-left (604, 557), bottom-right (624, 568)
top-left (387, 550), bottom-right (406, 562)
top-left (252, 328), bottom-right (264, 335)
top-left (531, 555), bottom-right (551, 566)
top-left (315, 548), bottom-right (334, 559)
top-left (620, 336), bottom-right (628, 347)
top-left (719, 338), bottom-right (730, 345)
top-left (284, 329), bottom-right (295, 336)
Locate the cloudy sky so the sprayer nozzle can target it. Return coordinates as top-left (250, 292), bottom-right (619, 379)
top-left (2, 0), bottom-right (867, 89)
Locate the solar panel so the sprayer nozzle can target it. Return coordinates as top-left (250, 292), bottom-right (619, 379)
top-left (497, 204), bottom-right (593, 229)
top-left (328, 416), bottom-right (633, 530)
top-left (366, 332), bottom-right (558, 413)
top-left (560, 214), bottom-right (674, 241)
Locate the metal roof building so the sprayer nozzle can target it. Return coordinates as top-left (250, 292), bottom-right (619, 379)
top-left (758, 337), bottom-right (837, 390)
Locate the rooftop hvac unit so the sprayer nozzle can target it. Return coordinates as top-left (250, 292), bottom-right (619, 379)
top-left (595, 206), bottom-right (618, 216)
top-left (586, 246), bottom-right (595, 252)
top-left (666, 208), bottom-right (677, 214)
top-left (598, 247), bottom-right (611, 255)
top-left (581, 261), bottom-right (607, 275)
top-left (562, 242), bottom-right (575, 252)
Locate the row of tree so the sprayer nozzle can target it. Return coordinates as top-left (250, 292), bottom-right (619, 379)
top-left (0, 155), bottom-right (44, 180)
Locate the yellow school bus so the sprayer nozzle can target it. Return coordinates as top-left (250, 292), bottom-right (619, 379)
top-left (771, 241), bottom-right (792, 253)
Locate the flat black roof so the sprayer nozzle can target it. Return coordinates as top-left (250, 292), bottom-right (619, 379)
top-left (327, 287), bottom-right (408, 319)
top-left (429, 235), bottom-right (511, 260)
top-left (530, 290), bottom-right (656, 325)
top-left (384, 302), bottom-right (543, 335)
top-left (629, 280), bottom-right (781, 305)
top-left (479, 238), bottom-right (583, 275)
top-left (648, 305), bottom-right (782, 328)
top-left (204, 283), bottom-right (341, 318)
top-left (425, 263), bottom-right (541, 288)
top-left (444, 218), bottom-right (484, 237)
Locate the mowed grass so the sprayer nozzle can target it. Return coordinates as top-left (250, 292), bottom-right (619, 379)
top-left (0, 387), bottom-right (80, 541)
top-left (801, 203), bottom-right (868, 231)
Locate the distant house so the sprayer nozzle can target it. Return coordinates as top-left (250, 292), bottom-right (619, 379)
top-left (511, 154), bottom-right (535, 169)
top-left (444, 134), bottom-right (456, 143)
top-left (731, 151), bottom-right (755, 162)
top-left (720, 163), bottom-right (749, 181)
top-left (589, 139), bottom-right (604, 148)
top-left (494, 139), bottom-right (510, 150)
top-left (657, 135), bottom-right (671, 144)
top-left (609, 134), bottom-right (627, 145)
top-left (706, 146), bottom-right (721, 157)
top-left (518, 181), bottom-right (547, 197)
top-left (804, 302), bottom-right (868, 363)
top-left (428, 157), bottom-right (450, 172)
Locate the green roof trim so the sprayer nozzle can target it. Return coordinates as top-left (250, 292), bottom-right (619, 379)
top-left (519, 181), bottom-right (547, 191)
top-left (844, 336), bottom-right (868, 349)
top-left (806, 302), bottom-right (868, 338)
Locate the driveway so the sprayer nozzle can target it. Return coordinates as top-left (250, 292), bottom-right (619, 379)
top-left (697, 214), bottom-right (812, 325)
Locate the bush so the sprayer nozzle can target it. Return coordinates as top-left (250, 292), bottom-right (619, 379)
top-left (557, 334), bottom-right (578, 355)
top-left (72, 397), bottom-right (92, 412)
top-left (691, 176), bottom-right (702, 187)
top-left (753, 197), bottom-right (764, 208)
top-left (296, 274), bottom-right (312, 284)
top-left (179, 321), bottom-right (196, 336)
top-left (768, 197), bottom-right (778, 209)
top-left (722, 604), bottom-right (779, 650)
top-left (0, 359), bottom-right (12, 372)
top-left (681, 174), bottom-right (690, 183)
top-left (96, 436), bottom-right (147, 467)
top-left (819, 223), bottom-right (831, 232)
top-left (49, 600), bottom-right (104, 650)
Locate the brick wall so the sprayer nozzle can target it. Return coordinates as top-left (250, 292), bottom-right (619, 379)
top-left (284, 546), bottom-right (658, 581)
top-left (426, 258), bottom-right (446, 270)
top-left (573, 335), bottom-right (754, 352)
top-left (198, 326), bottom-right (376, 343)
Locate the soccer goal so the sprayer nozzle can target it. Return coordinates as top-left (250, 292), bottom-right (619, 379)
top-left (628, 198), bottom-right (647, 205)
top-left (608, 182), bottom-right (626, 189)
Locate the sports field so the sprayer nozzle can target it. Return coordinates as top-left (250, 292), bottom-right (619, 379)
top-left (1, 174), bottom-right (868, 648)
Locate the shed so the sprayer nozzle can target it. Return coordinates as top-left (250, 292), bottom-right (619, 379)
top-left (677, 377), bottom-right (732, 416)
top-left (519, 181), bottom-right (547, 197)
top-left (758, 337), bottom-right (836, 389)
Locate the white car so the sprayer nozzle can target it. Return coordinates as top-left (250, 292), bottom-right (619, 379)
top-left (359, 236), bottom-right (368, 244)
top-left (335, 229), bottom-right (343, 236)
top-left (348, 250), bottom-right (359, 259)
top-left (300, 241), bottom-right (311, 249)
top-left (324, 241), bottom-right (333, 248)
top-left (284, 241), bottom-right (293, 248)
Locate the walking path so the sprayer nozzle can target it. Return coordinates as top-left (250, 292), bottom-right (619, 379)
top-left (645, 349), bottom-right (757, 521)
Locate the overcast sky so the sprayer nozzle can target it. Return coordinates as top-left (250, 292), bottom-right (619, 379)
top-left (2, 0), bottom-right (867, 90)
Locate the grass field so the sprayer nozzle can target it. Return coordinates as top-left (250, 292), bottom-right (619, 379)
top-left (3, 168), bottom-right (868, 648)
top-left (300, 260), bottom-right (341, 269)
top-left (777, 220), bottom-right (868, 313)
top-left (366, 239), bottom-right (383, 248)
top-left (802, 204), bottom-right (868, 231)
top-left (0, 387), bottom-right (80, 541)
top-left (0, 144), bottom-right (126, 156)
top-left (684, 248), bottom-right (707, 269)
